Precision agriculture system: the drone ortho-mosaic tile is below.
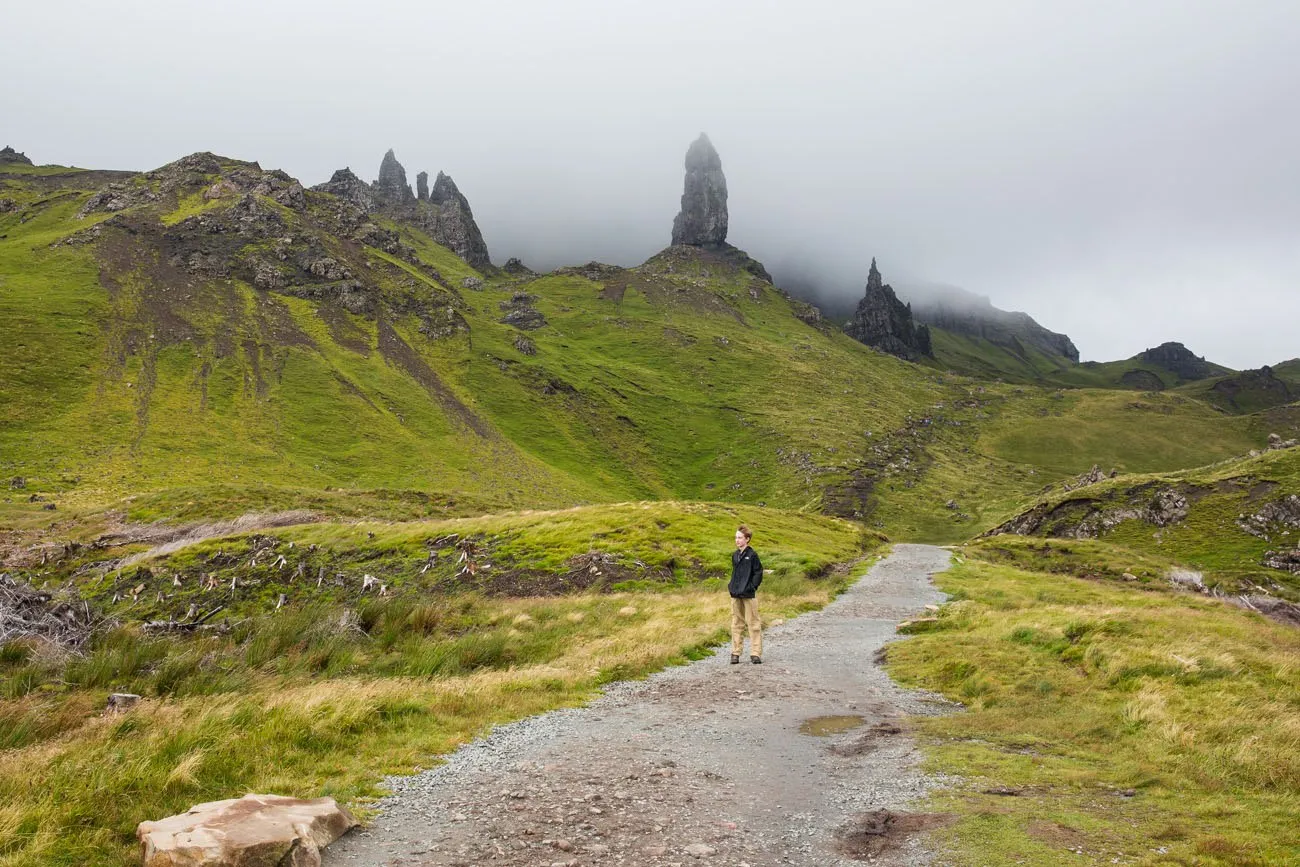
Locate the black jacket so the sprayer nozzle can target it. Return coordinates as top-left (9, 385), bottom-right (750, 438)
top-left (729, 546), bottom-right (763, 598)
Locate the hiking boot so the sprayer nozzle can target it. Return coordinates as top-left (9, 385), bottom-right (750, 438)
top-left (730, 654), bottom-right (740, 665)
top-left (751, 656), bottom-right (762, 664)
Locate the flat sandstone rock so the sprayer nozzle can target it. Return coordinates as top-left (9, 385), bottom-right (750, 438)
top-left (138, 794), bottom-right (356, 867)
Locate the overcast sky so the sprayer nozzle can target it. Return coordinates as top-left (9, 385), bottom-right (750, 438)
top-left (5, 0), bottom-right (1298, 367)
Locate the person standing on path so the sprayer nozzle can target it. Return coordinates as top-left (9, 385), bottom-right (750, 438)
top-left (729, 525), bottom-right (763, 664)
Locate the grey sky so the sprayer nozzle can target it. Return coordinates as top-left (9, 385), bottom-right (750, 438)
top-left (5, 0), bottom-right (1298, 367)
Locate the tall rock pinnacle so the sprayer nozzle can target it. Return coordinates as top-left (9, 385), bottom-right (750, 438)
top-left (374, 149), bottom-right (415, 206)
top-left (671, 133), bottom-right (728, 247)
top-left (416, 170), bottom-right (429, 202)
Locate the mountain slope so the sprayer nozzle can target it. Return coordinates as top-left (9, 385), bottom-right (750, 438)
top-left (0, 151), bottom-right (1276, 548)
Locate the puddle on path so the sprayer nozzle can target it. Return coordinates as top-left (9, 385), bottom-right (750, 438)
top-left (799, 714), bottom-right (866, 737)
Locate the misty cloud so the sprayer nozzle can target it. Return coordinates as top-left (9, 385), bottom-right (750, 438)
top-left (4, 0), bottom-right (1298, 367)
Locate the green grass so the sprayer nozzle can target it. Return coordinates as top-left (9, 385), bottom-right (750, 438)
top-left (2, 152), bottom-right (1297, 867)
top-left (0, 502), bottom-right (874, 866)
top-left (925, 327), bottom-right (1076, 384)
top-left (889, 549), bottom-right (1300, 866)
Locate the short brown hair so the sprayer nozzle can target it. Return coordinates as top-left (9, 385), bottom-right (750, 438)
top-left (737, 525), bottom-right (752, 540)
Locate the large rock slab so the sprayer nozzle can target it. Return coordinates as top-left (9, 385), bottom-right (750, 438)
top-left (138, 794), bottom-right (357, 867)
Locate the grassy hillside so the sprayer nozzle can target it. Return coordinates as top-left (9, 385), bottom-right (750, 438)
top-left (4, 151), bottom-right (1296, 864)
top-left (982, 443), bottom-right (1300, 596)
top-left (1176, 361), bottom-right (1299, 415)
top-left (890, 546), bottom-right (1300, 865)
top-left (868, 386), bottom-right (1261, 543)
top-left (926, 325), bottom-right (1238, 395)
top-left (925, 327), bottom-right (1076, 383)
top-left (4, 154), bottom-right (1274, 551)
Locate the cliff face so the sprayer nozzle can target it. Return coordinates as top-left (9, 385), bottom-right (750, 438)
top-left (902, 283), bottom-right (1079, 362)
top-left (844, 260), bottom-right (931, 361)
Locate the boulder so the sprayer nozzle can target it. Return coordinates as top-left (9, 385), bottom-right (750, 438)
top-left (106, 693), bottom-right (142, 713)
top-left (671, 133), bottom-right (728, 246)
top-left (1267, 432), bottom-right (1299, 450)
top-left (137, 793), bottom-right (356, 867)
top-left (502, 256), bottom-right (534, 276)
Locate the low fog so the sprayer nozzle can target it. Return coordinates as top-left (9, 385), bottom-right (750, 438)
top-left (4, 1), bottom-right (1298, 367)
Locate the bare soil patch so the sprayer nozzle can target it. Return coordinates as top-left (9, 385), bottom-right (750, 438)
top-left (834, 810), bottom-right (954, 861)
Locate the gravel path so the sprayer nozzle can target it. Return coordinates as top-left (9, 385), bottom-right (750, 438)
top-left (325, 544), bottom-right (957, 867)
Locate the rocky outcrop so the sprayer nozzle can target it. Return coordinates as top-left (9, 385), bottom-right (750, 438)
top-left (1062, 464), bottom-right (1116, 491)
top-left (428, 171), bottom-right (492, 270)
top-left (499, 291), bottom-right (546, 330)
top-left (1263, 548), bottom-right (1300, 574)
top-left (80, 154), bottom-right (305, 219)
top-left (671, 134), bottom-right (728, 247)
top-left (313, 153), bottom-right (492, 271)
top-left (1268, 432), bottom-right (1299, 450)
top-left (502, 257), bottom-right (534, 276)
top-left (845, 260), bottom-right (931, 361)
top-left (1207, 366), bottom-right (1294, 413)
top-left (0, 145), bottom-right (33, 166)
top-left (373, 149), bottom-right (415, 206)
top-left (986, 485), bottom-right (1189, 539)
top-left (138, 793), bottom-right (356, 867)
top-left (1136, 342), bottom-right (1220, 381)
top-left (1236, 494), bottom-right (1300, 540)
top-left (310, 168), bottom-right (375, 212)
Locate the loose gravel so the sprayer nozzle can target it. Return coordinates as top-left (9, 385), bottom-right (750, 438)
top-left (324, 543), bottom-right (959, 867)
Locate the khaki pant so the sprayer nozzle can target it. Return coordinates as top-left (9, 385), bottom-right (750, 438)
top-left (730, 597), bottom-right (762, 658)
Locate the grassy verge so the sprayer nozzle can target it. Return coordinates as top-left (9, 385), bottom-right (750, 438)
top-left (888, 544), bottom-right (1300, 865)
top-left (0, 503), bottom-right (875, 866)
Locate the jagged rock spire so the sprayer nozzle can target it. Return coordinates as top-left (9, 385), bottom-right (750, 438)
top-left (866, 258), bottom-right (882, 292)
top-left (845, 258), bottom-right (931, 361)
top-left (374, 149), bottom-right (414, 205)
top-left (416, 170), bottom-right (429, 202)
top-left (671, 133), bottom-right (728, 247)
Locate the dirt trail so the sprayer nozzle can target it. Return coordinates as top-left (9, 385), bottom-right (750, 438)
top-left (325, 544), bottom-right (956, 867)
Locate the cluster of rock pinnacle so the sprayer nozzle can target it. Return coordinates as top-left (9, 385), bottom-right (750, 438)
top-left (311, 150), bottom-right (491, 271)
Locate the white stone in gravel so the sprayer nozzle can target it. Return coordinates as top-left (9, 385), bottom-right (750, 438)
top-left (684, 842), bottom-right (717, 857)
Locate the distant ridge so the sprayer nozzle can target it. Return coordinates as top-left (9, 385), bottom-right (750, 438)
top-left (897, 281), bottom-right (1078, 363)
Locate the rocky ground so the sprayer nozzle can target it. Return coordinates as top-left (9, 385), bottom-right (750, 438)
top-left (324, 544), bottom-right (957, 867)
